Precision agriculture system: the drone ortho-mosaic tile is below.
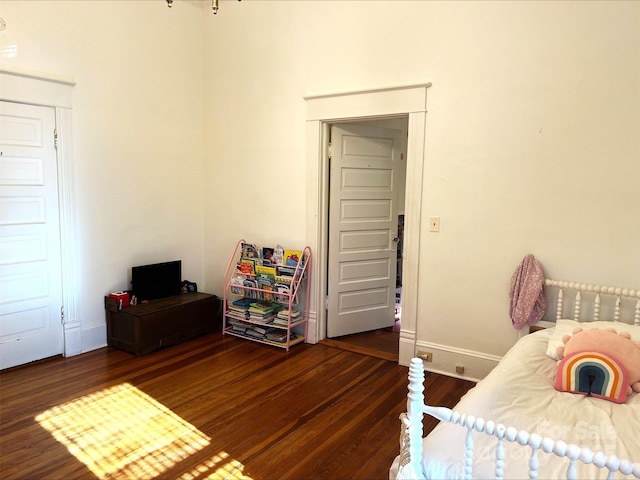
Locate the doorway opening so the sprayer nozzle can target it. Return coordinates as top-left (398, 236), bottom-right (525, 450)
top-left (304, 83), bottom-right (430, 366)
top-left (320, 117), bottom-right (408, 361)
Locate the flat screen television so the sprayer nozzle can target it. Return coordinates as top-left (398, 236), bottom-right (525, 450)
top-left (131, 260), bottom-right (182, 301)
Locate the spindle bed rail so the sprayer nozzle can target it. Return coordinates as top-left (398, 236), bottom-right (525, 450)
top-left (393, 279), bottom-right (640, 480)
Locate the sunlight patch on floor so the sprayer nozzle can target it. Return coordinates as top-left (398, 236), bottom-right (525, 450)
top-left (35, 382), bottom-right (252, 479)
top-left (179, 451), bottom-right (252, 480)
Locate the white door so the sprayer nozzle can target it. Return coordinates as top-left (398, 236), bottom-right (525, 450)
top-left (0, 101), bottom-right (64, 370)
top-left (327, 124), bottom-right (401, 338)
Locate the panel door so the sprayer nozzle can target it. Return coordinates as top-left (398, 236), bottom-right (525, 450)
top-left (0, 101), bottom-right (64, 369)
top-left (327, 124), bottom-right (401, 338)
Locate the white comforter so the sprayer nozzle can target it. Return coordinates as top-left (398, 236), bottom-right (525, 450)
top-left (392, 329), bottom-right (640, 479)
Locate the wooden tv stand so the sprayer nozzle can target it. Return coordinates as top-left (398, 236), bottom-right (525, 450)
top-left (105, 292), bottom-right (218, 356)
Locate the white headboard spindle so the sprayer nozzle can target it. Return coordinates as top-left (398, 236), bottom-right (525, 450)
top-left (544, 279), bottom-right (640, 325)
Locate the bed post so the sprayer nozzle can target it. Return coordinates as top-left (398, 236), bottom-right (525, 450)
top-left (397, 358), bottom-right (426, 479)
top-left (407, 358), bottom-right (425, 466)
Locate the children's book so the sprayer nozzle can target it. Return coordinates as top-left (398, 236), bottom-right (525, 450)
top-left (245, 328), bottom-right (266, 338)
top-left (249, 300), bottom-right (279, 312)
top-left (265, 331), bottom-right (298, 343)
top-left (253, 325), bottom-right (277, 335)
top-left (265, 330), bottom-right (288, 342)
top-left (276, 266), bottom-right (296, 278)
top-left (226, 317), bottom-right (251, 329)
top-left (272, 247), bottom-right (284, 266)
top-left (241, 242), bottom-right (259, 259)
top-left (277, 307), bottom-right (301, 320)
top-left (229, 274), bottom-right (246, 295)
top-left (237, 258), bottom-right (256, 275)
top-left (226, 306), bottom-right (249, 320)
top-left (255, 264), bottom-right (276, 280)
top-left (284, 249), bottom-right (303, 267)
top-left (275, 283), bottom-right (290, 303)
top-left (231, 324), bottom-right (248, 333)
top-left (243, 278), bottom-right (259, 298)
top-left (261, 247), bottom-right (275, 264)
top-left (232, 297), bottom-right (253, 307)
top-left (275, 275), bottom-right (292, 286)
top-left (258, 278), bottom-right (275, 301)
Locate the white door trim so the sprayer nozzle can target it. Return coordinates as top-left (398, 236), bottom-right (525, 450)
top-left (0, 69), bottom-right (80, 358)
top-left (304, 83), bottom-right (430, 366)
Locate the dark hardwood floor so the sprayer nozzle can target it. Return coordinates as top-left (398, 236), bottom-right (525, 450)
top-left (319, 321), bottom-right (400, 362)
top-left (0, 331), bottom-right (474, 480)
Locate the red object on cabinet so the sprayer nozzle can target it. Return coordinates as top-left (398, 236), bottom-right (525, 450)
top-left (108, 291), bottom-right (130, 309)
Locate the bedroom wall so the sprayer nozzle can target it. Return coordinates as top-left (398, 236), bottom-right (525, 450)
top-left (202, 1), bottom-right (640, 377)
top-left (1, 1), bottom-right (638, 375)
top-left (0, 1), bottom-right (206, 352)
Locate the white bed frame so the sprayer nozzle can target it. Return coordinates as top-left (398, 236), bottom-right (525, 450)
top-left (396, 279), bottom-right (640, 480)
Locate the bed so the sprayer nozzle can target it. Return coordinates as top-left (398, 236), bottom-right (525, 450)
top-left (390, 279), bottom-right (640, 479)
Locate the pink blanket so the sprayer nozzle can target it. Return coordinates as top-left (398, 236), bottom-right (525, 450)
top-left (509, 254), bottom-right (547, 329)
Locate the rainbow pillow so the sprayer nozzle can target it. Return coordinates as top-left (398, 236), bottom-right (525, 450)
top-left (555, 350), bottom-right (629, 404)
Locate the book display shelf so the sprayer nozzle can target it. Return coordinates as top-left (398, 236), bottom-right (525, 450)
top-left (222, 239), bottom-right (311, 350)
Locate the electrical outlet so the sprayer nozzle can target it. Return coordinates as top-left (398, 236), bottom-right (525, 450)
top-left (417, 350), bottom-right (433, 362)
top-left (456, 365), bottom-right (465, 375)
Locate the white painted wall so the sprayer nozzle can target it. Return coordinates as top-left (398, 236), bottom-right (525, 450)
top-left (202, 1), bottom-right (640, 374)
top-left (0, 1), bottom-right (206, 352)
top-left (2, 1), bottom-right (639, 373)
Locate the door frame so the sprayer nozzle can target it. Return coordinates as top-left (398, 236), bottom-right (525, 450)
top-left (0, 68), bottom-right (80, 358)
top-left (304, 83), bottom-right (430, 366)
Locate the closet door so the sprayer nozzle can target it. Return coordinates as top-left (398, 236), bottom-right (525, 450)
top-left (0, 101), bottom-right (64, 369)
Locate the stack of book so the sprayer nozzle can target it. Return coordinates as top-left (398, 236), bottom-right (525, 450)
top-left (226, 298), bottom-right (252, 320)
top-left (248, 300), bottom-right (279, 323)
top-left (273, 307), bottom-right (301, 326)
top-left (265, 330), bottom-right (298, 344)
top-left (244, 328), bottom-right (265, 339)
top-left (226, 317), bottom-right (252, 334)
top-left (241, 324), bottom-right (279, 341)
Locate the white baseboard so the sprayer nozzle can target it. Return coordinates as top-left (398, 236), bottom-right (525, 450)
top-left (63, 321), bottom-right (82, 357)
top-left (399, 334), bottom-right (416, 366)
top-left (414, 341), bottom-right (501, 382)
top-left (306, 310), bottom-right (318, 343)
top-left (80, 324), bottom-right (107, 355)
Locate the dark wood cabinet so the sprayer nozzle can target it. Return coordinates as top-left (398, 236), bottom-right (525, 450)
top-left (105, 292), bottom-right (218, 356)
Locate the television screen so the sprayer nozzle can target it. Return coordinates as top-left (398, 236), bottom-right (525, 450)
top-left (131, 260), bottom-right (182, 301)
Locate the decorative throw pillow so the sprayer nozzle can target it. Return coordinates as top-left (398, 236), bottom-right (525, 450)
top-left (546, 319), bottom-right (640, 360)
top-left (555, 350), bottom-right (629, 403)
top-left (555, 327), bottom-right (640, 403)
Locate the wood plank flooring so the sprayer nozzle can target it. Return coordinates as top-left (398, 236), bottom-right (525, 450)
top-left (319, 322), bottom-right (400, 362)
top-left (0, 332), bottom-right (474, 480)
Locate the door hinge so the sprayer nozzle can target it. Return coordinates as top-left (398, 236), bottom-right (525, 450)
top-left (60, 305), bottom-right (65, 324)
top-left (325, 297), bottom-right (329, 310)
top-left (327, 142), bottom-right (333, 160)
top-left (54, 129), bottom-right (58, 150)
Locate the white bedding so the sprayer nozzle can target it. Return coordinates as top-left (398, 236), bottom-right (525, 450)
top-left (392, 329), bottom-right (640, 479)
